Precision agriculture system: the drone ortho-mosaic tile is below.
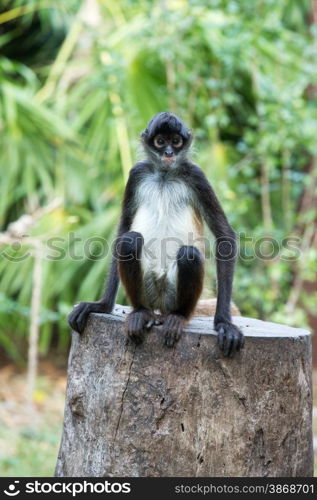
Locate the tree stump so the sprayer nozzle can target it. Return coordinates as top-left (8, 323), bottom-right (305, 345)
top-left (55, 305), bottom-right (313, 477)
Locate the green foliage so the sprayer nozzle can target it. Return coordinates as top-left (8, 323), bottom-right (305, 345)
top-left (0, 0), bottom-right (316, 361)
top-left (0, 371), bottom-right (64, 476)
top-left (0, 424), bottom-right (61, 476)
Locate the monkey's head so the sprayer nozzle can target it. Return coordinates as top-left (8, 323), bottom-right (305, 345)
top-left (141, 112), bottom-right (192, 168)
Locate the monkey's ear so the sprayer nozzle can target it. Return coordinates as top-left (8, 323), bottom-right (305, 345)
top-left (141, 129), bottom-right (148, 140)
top-left (186, 130), bottom-right (193, 145)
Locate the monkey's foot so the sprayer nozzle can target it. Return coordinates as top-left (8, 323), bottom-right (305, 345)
top-left (162, 313), bottom-right (186, 348)
top-left (127, 308), bottom-right (155, 345)
top-left (154, 313), bottom-right (164, 325)
top-left (68, 301), bottom-right (111, 334)
top-left (215, 321), bottom-right (244, 357)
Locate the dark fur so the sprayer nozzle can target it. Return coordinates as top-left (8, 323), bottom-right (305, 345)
top-left (117, 231), bottom-right (144, 309)
top-left (141, 111), bottom-right (191, 142)
top-left (161, 245), bottom-right (204, 348)
top-left (68, 112), bottom-right (244, 356)
top-left (174, 245), bottom-right (204, 319)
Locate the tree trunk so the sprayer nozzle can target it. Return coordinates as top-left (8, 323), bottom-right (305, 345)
top-left (55, 305), bottom-right (313, 477)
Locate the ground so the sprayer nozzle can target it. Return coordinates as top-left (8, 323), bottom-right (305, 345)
top-left (0, 361), bottom-right (66, 476)
top-left (0, 361), bottom-right (316, 476)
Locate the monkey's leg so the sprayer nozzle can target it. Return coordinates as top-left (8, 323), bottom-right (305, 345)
top-left (117, 231), bottom-right (155, 344)
top-left (163, 245), bottom-right (204, 347)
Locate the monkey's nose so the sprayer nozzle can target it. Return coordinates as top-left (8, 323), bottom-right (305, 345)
top-left (164, 151), bottom-right (174, 157)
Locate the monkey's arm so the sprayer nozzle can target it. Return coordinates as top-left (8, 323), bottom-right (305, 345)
top-left (68, 162), bottom-right (150, 333)
top-left (68, 233), bottom-right (121, 333)
top-left (189, 164), bottom-right (244, 356)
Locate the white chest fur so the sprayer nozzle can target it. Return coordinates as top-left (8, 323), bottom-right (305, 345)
top-left (131, 173), bottom-right (204, 280)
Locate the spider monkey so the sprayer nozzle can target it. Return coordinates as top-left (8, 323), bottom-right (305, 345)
top-left (68, 112), bottom-right (244, 357)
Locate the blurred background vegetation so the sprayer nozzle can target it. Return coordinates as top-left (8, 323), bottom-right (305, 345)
top-left (0, 0), bottom-right (317, 475)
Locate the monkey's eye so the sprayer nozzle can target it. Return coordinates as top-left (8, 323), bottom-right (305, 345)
top-left (172, 135), bottom-right (183, 148)
top-left (154, 136), bottom-right (166, 148)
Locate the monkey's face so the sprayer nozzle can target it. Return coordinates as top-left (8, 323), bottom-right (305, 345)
top-left (152, 133), bottom-right (184, 166)
top-left (141, 112), bottom-right (192, 168)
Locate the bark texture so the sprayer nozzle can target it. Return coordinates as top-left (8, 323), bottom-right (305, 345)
top-left (55, 305), bottom-right (313, 477)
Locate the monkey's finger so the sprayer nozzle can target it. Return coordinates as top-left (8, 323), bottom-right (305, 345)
top-left (164, 331), bottom-right (176, 348)
top-left (222, 334), bottom-right (231, 357)
top-left (164, 327), bottom-right (182, 347)
top-left (67, 311), bottom-right (75, 330)
top-left (129, 314), bottom-right (142, 333)
top-left (228, 333), bottom-right (239, 357)
top-left (145, 319), bottom-right (154, 329)
top-left (217, 327), bottom-right (226, 352)
top-left (76, 307), bottom-right (91, 333)
top-left (175, 322), bottom-right (183, 342)
top-left (223, 333), bottom-right (232, 357)
top-left (163, 324), bottom-right (173, 346)
top-left (68, 308), bottom-right (81, 333)
top-left (240, 332), bottom-right (245, 349)
top-left (164, 331), bottom-right (170, 346)
top-left (231, 330), bottom-right (244, 354)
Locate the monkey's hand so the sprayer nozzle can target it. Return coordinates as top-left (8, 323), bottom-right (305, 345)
top-left (162, 313), bottom-right (186, 348)
top-left (214, 320), bottom-right (244, 357)
top-left (126, 308), bottom-right (156, 345)
top-left (68, 301), bottom-right (112, 334)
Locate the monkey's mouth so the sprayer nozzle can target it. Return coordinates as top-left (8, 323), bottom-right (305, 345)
top-left (162, 156), bottom-right (176, 165)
